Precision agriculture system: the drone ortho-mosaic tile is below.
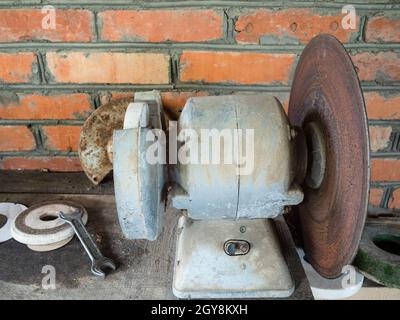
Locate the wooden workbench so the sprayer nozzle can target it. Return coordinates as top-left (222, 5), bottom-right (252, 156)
top-left (0, 171), bottom-right (313, 300)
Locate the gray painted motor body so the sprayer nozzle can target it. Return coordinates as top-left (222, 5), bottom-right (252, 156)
top-left (113, 92), bottom-right (303, 239)
top-left (171, 95), bottom-right (303, 220)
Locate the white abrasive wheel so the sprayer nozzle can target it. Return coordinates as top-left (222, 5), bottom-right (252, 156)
top-left (27, 236), bottom-right (74, 252)
top-left (0, 203), bottom-right (27, 243)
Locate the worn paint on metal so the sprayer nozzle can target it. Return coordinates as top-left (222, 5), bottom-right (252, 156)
top-left (171, 95), bottom-right (303, 220)
top-left (113, 92), bottom-right (166, 240)
top-left (173, 216), bottom-right (294, 298)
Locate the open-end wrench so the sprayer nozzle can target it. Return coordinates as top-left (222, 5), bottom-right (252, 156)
top-left (59, 210), bottom-right (116, 278)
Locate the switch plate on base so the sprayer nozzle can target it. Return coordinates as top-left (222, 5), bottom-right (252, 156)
top-left (173, 216), bottom-right (294, 298)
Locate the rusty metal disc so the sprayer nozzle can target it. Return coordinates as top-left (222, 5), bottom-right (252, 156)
top-left (288, 34), bottom-right (370, 278)
top-left (79, 99), bottom-right (130, 185)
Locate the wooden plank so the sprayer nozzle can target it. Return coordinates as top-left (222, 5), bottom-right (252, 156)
top-left (366, 218), bottom-right (400, 228)
top-left (367, 208), bottom-right (400, 228)
top-left (0, 170), bottom-right (114, 195)
top-left (0, 193), bottom-right (177, 299)
top-left (344, 287), bottom-right (400, 300)
top-left (0, 191), bottom-right (313, 299)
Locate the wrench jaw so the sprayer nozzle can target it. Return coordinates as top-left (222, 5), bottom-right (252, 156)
top-left (91, 258), bottom-right (117, 278)
top-left (59, 209), bottom-right (83, 222)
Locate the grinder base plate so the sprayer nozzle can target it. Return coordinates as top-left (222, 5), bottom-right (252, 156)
top-left (173, 216), bottom-right (294, 298)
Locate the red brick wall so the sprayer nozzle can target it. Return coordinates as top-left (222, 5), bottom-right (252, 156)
top-left (0, 2), bottom-right (399, 209)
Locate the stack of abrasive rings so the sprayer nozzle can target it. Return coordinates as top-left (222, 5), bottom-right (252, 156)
top-left (0, 201), bottom-right (87, 251)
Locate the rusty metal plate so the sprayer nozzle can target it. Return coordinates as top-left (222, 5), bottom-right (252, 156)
top-left (288, 34), bottom-right (370, 278)
top-left (79, 99), bottom-right (130, 185)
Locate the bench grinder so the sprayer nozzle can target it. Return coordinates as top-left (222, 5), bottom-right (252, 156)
top-left (79, 34), bottom-right (369, 298)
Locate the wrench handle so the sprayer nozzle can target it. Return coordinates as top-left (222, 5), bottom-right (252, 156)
top-left (59, 211), bottom-right (103, 262)
top-left (71, 219), bottom-right (103, 262)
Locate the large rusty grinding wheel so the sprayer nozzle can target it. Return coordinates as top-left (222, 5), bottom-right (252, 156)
top-left (288, 34), bottom-right (370, 278)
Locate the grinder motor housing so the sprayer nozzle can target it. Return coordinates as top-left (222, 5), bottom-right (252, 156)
top-left (79, 34), bottom-right (370, 298)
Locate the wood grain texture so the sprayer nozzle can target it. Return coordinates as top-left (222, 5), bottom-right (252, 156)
top-left (0, 171), bottom-right (114, 194)
top-left (0, 172), bottom-right (313, 299)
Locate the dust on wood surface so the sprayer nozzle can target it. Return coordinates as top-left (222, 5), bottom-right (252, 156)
top-left (0, 171), bottom-right (312, 300)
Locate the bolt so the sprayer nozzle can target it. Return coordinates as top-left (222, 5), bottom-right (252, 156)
top-left (240, 226), bottom-right (246, 233)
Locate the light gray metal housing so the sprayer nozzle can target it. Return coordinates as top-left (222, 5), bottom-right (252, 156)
top-left (113, 91), bottom-right (166, 240)
top-left (171, 95), bottom-right (303, 220)
top-left (173, 216), bottom-right (294, 298)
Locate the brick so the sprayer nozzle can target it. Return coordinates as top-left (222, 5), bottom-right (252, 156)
top-left (104, 92), bottom-right (287, 119)
top-left (0, 156), bottom-right (82, 171)
top-left (0, 126), bottom-right (35, 151)
top-left (180, 51), bottom-right (295, 85)
top-left (364, 92), bottom-right (400, 120)
top-left (98, 92), bottom-right (135, 106)
top-left (46, 52), bottom-right (170, 84)
top-left (366, 16), bottom-right (400, 43)
top-left (369, 188), bottom-right (384, 207)
top-left (98, 91), bottom-right (208, 119)
top-left (99, 91), bottom-right (210, 120)
top-left (99, 9), bottom-right (223, 42)
top-left (0, 9), bottom-right (94, 42)
top-left (110, 92), bottom-right (135, 100)
top-left (369, 125), bottom-right (392, 152)
top-left (352, 52), bottom-right (400, 82)
top-left (0, 52), bottom-right (37, 83)
top-left (42, 126), bottom-right (81, 151)
top-left (161, 91), bottom-right (208, 119)
top-left (0, 93), bottom-right (92, 120)
top-left (235, 9), bottom-right (359, 45)
top-left (102, 92), bottom-right (288, 117)
top-left (371, 158), bottom-right (400, 182)
top-left (388, 188), bottom-right (400, 209)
